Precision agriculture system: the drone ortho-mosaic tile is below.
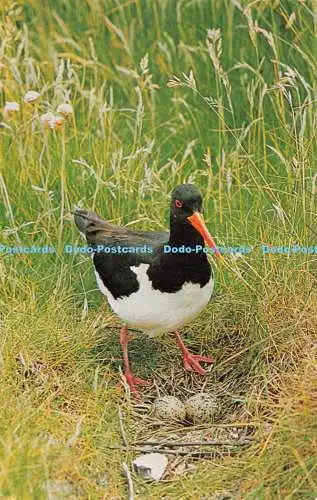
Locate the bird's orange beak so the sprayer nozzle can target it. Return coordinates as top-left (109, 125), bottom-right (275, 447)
top-left (187, 212), bottom-right (222, 258)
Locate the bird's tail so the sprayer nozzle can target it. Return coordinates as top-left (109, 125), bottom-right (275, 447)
top-left (73, 208), bottom-right (129, 246)
top-left (73, 208), bottom-right (101, 236)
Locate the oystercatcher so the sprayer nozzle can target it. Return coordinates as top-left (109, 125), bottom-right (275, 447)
top-left (74, 184), bottom-right (221, 395)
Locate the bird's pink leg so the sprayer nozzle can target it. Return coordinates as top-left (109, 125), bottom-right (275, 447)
top-left (173, 331), bottom-right (213, 375)
top-left (120, 326), bottom-right (148, 395)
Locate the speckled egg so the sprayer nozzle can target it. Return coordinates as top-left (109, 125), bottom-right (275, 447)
top-left (185, 393), bottom-right (219, 423)
top-left (153, 395), bottom-right (186, 421)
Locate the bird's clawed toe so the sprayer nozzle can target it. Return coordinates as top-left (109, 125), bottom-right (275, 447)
top-left (122, 371), bottom-right (149, 396)
top-left (182, 353), bottom-right (213, 375)
top-left (173, 331), bottom-right (213, 375)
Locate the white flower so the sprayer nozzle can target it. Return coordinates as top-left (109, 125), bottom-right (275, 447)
top-left (4, 101), bottom-right (20, 116)
top-left (39, 112), bottom-right (64, 129)
top-left (57, 102), bottom-right (73, 116)
top-left (49, 115), bottom-right (64, 129)
top-left (40, 112), bottom-right (55, 127)
top-left (23, 90), bottom-right (41, 103)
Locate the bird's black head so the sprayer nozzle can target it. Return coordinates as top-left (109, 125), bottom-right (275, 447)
top-left (170, 184), bottom-right (203, 221)
top-left (169, 183), bottom-right (221, 257)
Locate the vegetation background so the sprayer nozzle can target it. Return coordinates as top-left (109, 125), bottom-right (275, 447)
top-left (0, 0), bottom-right (316, 498)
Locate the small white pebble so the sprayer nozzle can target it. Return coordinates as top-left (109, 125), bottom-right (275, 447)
top-left (133, 453), bottom-right (168, 481)
top-left (185, 393), bottom-right (219, 423)
top-left (153, 395), bottom-right (186, 421)
top-left (57, 102), bottom-right (73, 116)
top-left (23, 90), bottom-right (41, 103)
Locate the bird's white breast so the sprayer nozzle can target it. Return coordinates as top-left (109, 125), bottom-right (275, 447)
top-left (94, 263), bottom-right (213, 337)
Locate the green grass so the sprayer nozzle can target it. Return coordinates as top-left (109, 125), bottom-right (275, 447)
top-left (1, 0), bottom-right (317, 497)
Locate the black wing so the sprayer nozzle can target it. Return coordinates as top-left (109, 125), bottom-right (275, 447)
top-left (73, 208), bottom-right (168, 299)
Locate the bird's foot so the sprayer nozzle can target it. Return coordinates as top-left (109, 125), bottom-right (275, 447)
top-left (182, 351), bottom-right (213, 375)
top-left (122, 371), bottom-right (149, 396)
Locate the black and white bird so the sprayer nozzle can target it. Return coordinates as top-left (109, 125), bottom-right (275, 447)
top-left (74, 184), bottom-right (221, 395)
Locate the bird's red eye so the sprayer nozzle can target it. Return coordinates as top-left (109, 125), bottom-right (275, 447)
top-left (175, 199), bottom-right (183, 208)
